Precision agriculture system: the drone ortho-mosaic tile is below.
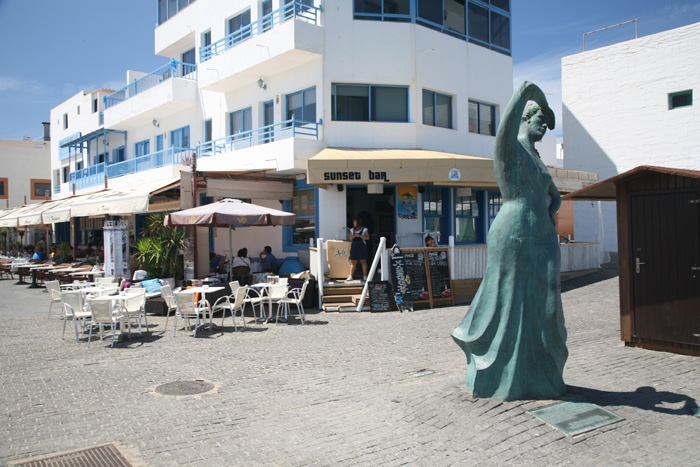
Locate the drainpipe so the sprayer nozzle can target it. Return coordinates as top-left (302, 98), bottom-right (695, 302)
top-left (192, 151), bottom-right (198, 278)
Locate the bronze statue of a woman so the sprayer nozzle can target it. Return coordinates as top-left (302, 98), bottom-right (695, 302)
top-left (452, 81), bottom-right (568, 401)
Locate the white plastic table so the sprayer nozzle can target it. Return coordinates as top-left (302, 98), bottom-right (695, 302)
top-left (180, 286), bottom-right (224, 329)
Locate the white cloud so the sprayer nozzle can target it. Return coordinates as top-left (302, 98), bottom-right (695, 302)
top-left (0, 75), bottom-right (49, 94)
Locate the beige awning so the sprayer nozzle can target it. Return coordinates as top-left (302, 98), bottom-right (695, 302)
top-left (307, 148), bottom-right (497, 188)
top-left (68, 178), bottom-right (180, 217)
top-left (307, 148), bottom-right (598, 193)
top-left (0, 201), bottom-right (56, 228)
top-left (17, 198), bottom-right (76, 227)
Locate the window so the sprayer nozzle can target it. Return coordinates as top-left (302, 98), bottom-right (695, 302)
top-left (157, 0), bottom-right (196, 25)
top-left (156, 134), bottom-right (164, 152)
top-left (112, 147), bottom-right (125, 163)
top-left (62, 166), bottom-right (69, 184)
top-left (262, 0), bottom-right (273, 31)
top-left (284, 179), bottom-right (317, 251)
top-left (76, 105), bottom-right (80, 116)
top-left (62, 113), bottom-right (68, 130)
top-left (229, 10), bottom-right (251, 44)
top-left (76, 160), bottom-right (83, 171)
top-left (204, 119), bottom-right (213, 143)
top-left (285, 0), bottom-right (313, 19)
top-left (423, 90), bottom-right (453, 128)
top-left (353, 0), bottom-right (510, 53)
top-left (487, 191), bottom-right (502, 228)
top-left (31, 179), bottom-right (51, 200)
top-left (135, 140), bottom-right (150, 158)
top-left (455, 190), bottom-right (482, 243)
top-left (423, 187), bottom-right (449, 244)
top-left (669, 90), bottom-right (692, 109)
top-left (332, 84), bottom-right (409, 122)
top-left (181, 48), bottom-right (195, 65)
top-left (286, 87), bottom-right (316, 123)
top-left (0, 178), bottom-right (7, 199)
top-left (94, 154), bottom-right (105, 165)
top-left (92, 98), bottom-right (98, 113)
top-left (469, 100), bottom-right (495, 136)
top-left (202, 30), bottom-right (211, 48)
top-left (171, 126), bottom-right (190, 148)
top-left (229, 107), bottom-right (252, 137)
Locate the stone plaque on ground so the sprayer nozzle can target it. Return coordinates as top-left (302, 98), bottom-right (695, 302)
top-left (529, 401), bottom-right (623, 436)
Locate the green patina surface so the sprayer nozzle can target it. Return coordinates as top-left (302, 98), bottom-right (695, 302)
top-left (452, 82), bottom-right (568, 401)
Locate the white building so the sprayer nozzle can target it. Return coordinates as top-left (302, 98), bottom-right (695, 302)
top-left (47, 1), bottom-right (596, 293)
top-left (0, 129), bottom-right (51, 246)
top-left (562, 22), bottom-right (700, 253)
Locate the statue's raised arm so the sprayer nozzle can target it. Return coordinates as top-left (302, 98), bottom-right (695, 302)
top-left (494, 81), bottom-right (555, 194)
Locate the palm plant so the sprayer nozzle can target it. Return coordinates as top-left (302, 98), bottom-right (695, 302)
top-left (133, 212), bottom-right (187, 279)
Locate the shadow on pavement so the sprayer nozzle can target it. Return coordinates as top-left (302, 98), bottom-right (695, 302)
top-left (566, 384), bottom-right (699, 416)
top-left (561, 260), bottom-right (619, 293)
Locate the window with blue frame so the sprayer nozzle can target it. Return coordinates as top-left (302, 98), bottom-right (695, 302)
top-left (135, 140), bottom-right (150, 158)
top-left (286, 87), bottom-right (316, 123)
top-left (156, 134), bottom-right (164, 152)
top-left (158, 0), bottom-right (196, 26)
top-left (112, 147), bottom-right (125, 163)
top-left (422, 89), bottom-right (453, 129)
top-left (285, 0), bottom-right (313, 19)
top-left (332, 84), bottom-right (409, 122)
top-left (455, 190), bottom-right (483, 243)
top-left (229, 107), bottom-right (252, 139)
top-left (284, 180), bottom-right (317, 251)
top-left (202, 30), bottom-right (211, 48)
top-left (469, 99), bottom-right (496, 136)
top-left (488, 191), bottom-right (502, 228)
top-left (171, 126), bottom-right (190, 148)
top-left (262, 0), bottom-right (273, 31)
top-left (204, 119), bottom-right (212, 143)
top-left (228, 9), bottom-right (251, 44)
top-left (353, 0), bottom-right (510, 54)
top-left (423, 187), bottom-right (449, 244)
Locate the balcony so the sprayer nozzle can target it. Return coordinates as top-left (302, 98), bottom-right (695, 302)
top-left (199, 116), bottom-right (321, 156)
top-left (68, 147), bottom-right (194, 190)
top-left (155, 0), bottom-right (198, 57)
top-left (103, 61), bottom-right (197, 128)
top-left (198, 2), bottom-right (324, 92)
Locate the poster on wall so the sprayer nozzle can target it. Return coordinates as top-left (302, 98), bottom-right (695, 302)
top-left (397, 185), bottom-right (418, 220)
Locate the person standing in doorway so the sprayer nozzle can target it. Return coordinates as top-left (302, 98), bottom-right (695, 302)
top-left (347, 217), bottom-right (369, 281)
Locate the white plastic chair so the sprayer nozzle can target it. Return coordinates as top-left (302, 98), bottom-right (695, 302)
top-left (213, 286), bottom-right (248, 330)
top-left (264, 284), bottom-right (288, 324)
top-left (86, 298), bottom-right (118, 348)
top-left (117, 289), bottom-right (147, 335)
top-left (276, 280), bottom-right (309, 325)
top-left (161, 284), bottom-right (178, 334)
top-left (60, 290), bottom-right (92, 342)
top-left (173, 292), bottom-right (211, 337)
top-left (46, 280), bottom-right (62, 319)
top-left (243, 287), bottom-right (268, 323)
top-left (95, 277), bottom-right (116, 285)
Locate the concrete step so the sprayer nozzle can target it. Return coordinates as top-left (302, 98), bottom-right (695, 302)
top-left (323, 286), bottom-right (365, 295)
top-left (322, 302), bottom-right (370, 312)
top-left (322, 294), bottom-right (366, 305)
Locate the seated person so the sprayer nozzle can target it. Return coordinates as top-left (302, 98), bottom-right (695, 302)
top-left (259, 246), bottom-right (278, 272)
top-left (425, 235), bottom-right (437, 247)
top-left (32, 247), bottom-right (48, 261)
top-left (232, 248), bottom-right (252, 269)
top-left (209, 252), bottom-right (227, 274)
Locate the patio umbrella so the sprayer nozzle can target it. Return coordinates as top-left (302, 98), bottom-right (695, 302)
top-left (164, 198), bottom-right (296, 280)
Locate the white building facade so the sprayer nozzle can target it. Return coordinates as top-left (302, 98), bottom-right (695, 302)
top-left (562, 22), bottom-right (700, 253)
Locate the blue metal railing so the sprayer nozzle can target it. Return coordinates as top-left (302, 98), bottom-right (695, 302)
top-left (198, 116), bottom-right (321, 156)
top-left (104, 60), bottom-right (197, 109)
top-left (68, 147), bottom-right (194, 190)
top-left (200, 1), bottom-right (321, 62)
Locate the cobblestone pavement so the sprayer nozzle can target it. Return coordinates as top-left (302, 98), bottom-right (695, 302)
top-left (1, 264), bottom-right (699, 466)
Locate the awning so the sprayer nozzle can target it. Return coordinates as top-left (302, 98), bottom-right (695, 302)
top-left (0, 201), bottom-right (56, 228)
top-left (307, 148), bottom-right (496, 188)
top-left (307, 148), bottom-right (599, 193)
top-left (562, 166), bottom-right (700, 201)
top-left (68, 177), bottom-right (180, 217)
top-left (17, 198), bottom-right (76, 227)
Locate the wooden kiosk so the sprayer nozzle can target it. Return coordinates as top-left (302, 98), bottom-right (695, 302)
top-left (564, 166), bottom-right (700, 355)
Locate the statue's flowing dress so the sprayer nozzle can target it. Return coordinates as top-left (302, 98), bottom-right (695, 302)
top-left (452, 94), bottom-right (568, 401)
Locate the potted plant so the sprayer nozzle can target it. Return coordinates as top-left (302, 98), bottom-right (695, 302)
top-left (133, 212), bottom-right (187, 280)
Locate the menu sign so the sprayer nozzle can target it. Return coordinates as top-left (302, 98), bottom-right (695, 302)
top-left (397, 247), bottom-right (454, 308)
top-left (368, 281), bottom-right (391, 312)
top-left (389, 248), bottom-right (413, 312)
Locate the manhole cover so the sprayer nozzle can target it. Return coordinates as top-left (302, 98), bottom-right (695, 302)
top-left (155, 380), bottom-right (214, 396)
top-left (10, 443), bottom-right (131, 466)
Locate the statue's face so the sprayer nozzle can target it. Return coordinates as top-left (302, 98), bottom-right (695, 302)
top-left (528, 110), bottom-right (549, 142)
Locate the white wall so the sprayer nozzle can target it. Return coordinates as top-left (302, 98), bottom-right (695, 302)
top-left (563, 22), bottom-right (700, 252)
top-left (0, 139), bottom-right (51, 208)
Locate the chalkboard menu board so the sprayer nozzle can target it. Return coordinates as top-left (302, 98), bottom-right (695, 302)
top-left (427, 250), bottom-right (451, 300)
top-left (403, 251), bottom-right (430, 302)
top-left (395, 247), bottom-right (454, 308)
top-left (368, 281), bottom-right (391, 312)
top-left (389, 250), bottom-right (413, 312)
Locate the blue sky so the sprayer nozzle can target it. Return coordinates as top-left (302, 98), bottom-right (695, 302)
top-left (1, 0), bottom-right (699, 141)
